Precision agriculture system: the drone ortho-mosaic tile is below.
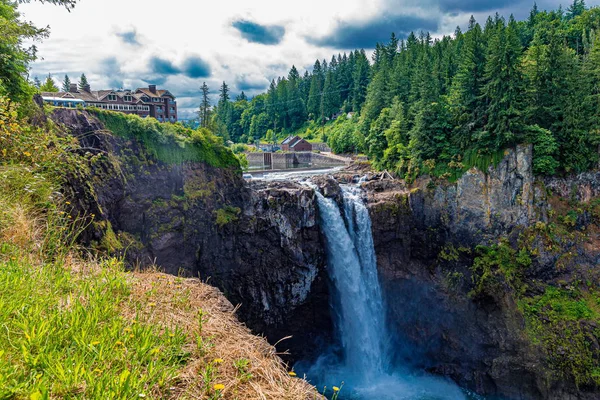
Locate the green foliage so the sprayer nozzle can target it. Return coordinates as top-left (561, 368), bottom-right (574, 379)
top-left (327, 117), bottom-right (363, 154)
top-left (214, 206), bottom-right (241, 228)
top-left (527, 125), bottom-right (559, 175)
top-left (228, 3), bottom-right (600, 178)
top-left (520, 285), bottom-right (600, 387)
top-left (39, 73), bottom-right (58, 92)
top-left (91, 109), bottom-right (239, 169)
top-left (470, 240), bottom-right (531, 297)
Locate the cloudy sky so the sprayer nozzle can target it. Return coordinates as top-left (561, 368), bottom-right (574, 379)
top-left (21, 0), bottom-right (599, 118)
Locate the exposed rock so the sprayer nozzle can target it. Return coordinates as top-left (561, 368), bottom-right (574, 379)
top-left (54, 109), bottom-right (600, 400)
top-left (53, 109), bottom-right (332, 362)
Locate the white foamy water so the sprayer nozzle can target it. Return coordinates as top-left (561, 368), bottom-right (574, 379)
top-left (302, 184), bottom-right (467, 400)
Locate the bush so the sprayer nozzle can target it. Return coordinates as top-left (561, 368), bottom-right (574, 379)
top-left (91, 109), bottom-right (239, 169)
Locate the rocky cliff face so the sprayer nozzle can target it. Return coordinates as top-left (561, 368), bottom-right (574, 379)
top-left (358, 145), bottom-right (600, 400)
top-left (53, 109), bottom-right (332, 361)
top-left (56, 110), bottom-right (600, 400)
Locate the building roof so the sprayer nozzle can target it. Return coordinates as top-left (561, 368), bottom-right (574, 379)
top-left (282, 135), bottom-right (301, 145)
top-left (135, 88), bottom-right (175, 99)
top-left (40, 86), bottom-right (175, 104)
top-left (290, 137), bottom-right (310, 148)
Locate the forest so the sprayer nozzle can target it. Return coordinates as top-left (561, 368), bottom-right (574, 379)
top-left (209, 0), bottom-right (600, 179)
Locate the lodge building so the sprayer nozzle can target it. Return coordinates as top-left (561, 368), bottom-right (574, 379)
top-left (41, 84), bottom-right (177, 122)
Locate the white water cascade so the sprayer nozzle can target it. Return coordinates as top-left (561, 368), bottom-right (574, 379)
top-left (303, 184), bottom-right (469, 400)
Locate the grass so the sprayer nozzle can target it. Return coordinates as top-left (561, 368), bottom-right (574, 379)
top-left (0, 258), bottom-right (188, 399)
top-left (0, 96), bottom-right (322, 399)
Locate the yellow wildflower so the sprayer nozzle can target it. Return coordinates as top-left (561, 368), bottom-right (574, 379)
top-left (288, 371), bottom-right (297, 377)
top-left (213, 358), bottom-right (224, 363)
top-left (129, 334), bottom-right (134, 339)
top-left (150, 348), bottom-right (160, 355)
top-left (148, 302), bottom-right (156, 307)
top-left (333, 386), bottom-right (340, 392)
top-left (65, 201), bottom-right (71, 205)
top-left (93, 368), bottom-right (102, 374)
top-left (124, 327), bottom-right (132, 333)
top-left (115, 341), bottom-right (124, 346)
top-left (23, 151), bottom-right (31, 157)
top-left (169, 333), bottom-right (175, 337)
top-left (91, 341), bottom-right (100, 346)
top-left (213, 384), bottom-right (225, 391)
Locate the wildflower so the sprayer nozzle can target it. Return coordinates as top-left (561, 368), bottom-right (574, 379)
top-left (65, 201), bottom-right (71, 205)
top-left (23, 151), bottom-right (31, 157)
top-left (138, 394), bottom-right (146, 398)
top-left (288, 371), bottom-right (297, 377)
top-left (115, 341), bottom-right (124, 346)
top-left (150, 348), bottom-right (160, 355)
top-left (213, 384), bottom-right (225, 391)
top-left (93, 368), bottom-right (102, 374)
top-left (148, 302), bottom-right (156, 307)
top-left (169, 333), bottom-right (175, 337)
top-left (91, 341), bottom-right (100, 346)
top-left (124, 327), bottom-right (132, 333)
top-left (333, 386), bottom-right (340, 392)
top-left (213, 358), bottom-right (224, 363)
top-left (129, 334), bottom-right (134, 339)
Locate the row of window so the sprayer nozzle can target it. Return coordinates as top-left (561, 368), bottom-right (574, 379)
top-left (89, 103), bottom-right (150, 111)
top-left (157, 115), bottom-right (177, 122)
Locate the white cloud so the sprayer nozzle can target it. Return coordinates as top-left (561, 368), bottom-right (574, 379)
top-left (20, 0), bottom-right (600, 118)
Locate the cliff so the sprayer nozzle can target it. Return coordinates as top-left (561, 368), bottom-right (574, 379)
top-left (53, 109), bottom-right (332, 363)
top-left (54, 109), bottom-right (600, 400)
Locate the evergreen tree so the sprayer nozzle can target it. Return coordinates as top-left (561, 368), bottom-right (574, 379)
top-left (448, 19), bottom-right (486, 149)
top-left (567, 0), bottom-right (586, 19)
top-left (61, 74), bottom-right (71, 92)
top-left (40, 74), bottom-right (59, 92)
top-left (33, 76), bottom-right (41, 89)
top-left (352, 50), bottom-right (370, 111)
top-left (198, 82), bottom-right (212, 129)
top-left (307, 60), bottom-right (324, 119)
top-left (480, 16), bottom-right (525, 150)
top-left (321, 70), bottom-right (340, 119)
top-left (236, 91), bottom-right (248, 101)
top-left (78, 73), bottom-right (89, 91)
top-left (218, 81), bottom-right (230, 104)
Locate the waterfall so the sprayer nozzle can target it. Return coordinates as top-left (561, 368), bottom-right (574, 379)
top-left (302, 183), bottom-right (468, 400)
top-left (313, 186), bottom-right (389, 378)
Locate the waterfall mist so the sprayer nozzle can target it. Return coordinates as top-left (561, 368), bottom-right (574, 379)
top-left (298, 184), bottom-right (468, 400)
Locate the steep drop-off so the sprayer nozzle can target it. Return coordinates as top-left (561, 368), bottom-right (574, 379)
top-left (55, 110), bottom-right (600, 400)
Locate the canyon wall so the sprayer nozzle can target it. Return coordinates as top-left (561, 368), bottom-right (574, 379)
top-left (55, 109), bottom-right (600, 399)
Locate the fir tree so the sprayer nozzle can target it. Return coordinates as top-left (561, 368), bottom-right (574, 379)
top-left (40, 74), bottom-right (59, 92)
top-left (480, 16), bottom-right (525, 150)
top-left (62, 74), bottom-right (71, 92)
top-left (78, 73), bottom-right (89, 91)
top-left (198, 82), bottom-right (211, 129)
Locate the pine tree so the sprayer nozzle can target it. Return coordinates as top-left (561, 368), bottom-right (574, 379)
top-left (33, 76), bottom-right (41, 89)
top-left (567, 0), bottom-right (586, 20)
top-left (218, 81), bottom-right (230, 104)
top-left (236, 91), bottom-right (247, 101)
top-left (307, 60), bottom-right (324, 119)
top-left (78, 73), bottom-right (89, 91)
top-left (448, 19), bottom-right (486, 149)
top-left (198, 82), bottom-right (212, 129)
top-left (480, 16), bottom-right (525, 150)
top-left (62, 74), bottom-right (71, 92)
top-left (352, 50), bottom-right (370, 111)
top-left (321, 70), bottom-right (340, 119)
top-left (40, 74), bottom-right (59, 92)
